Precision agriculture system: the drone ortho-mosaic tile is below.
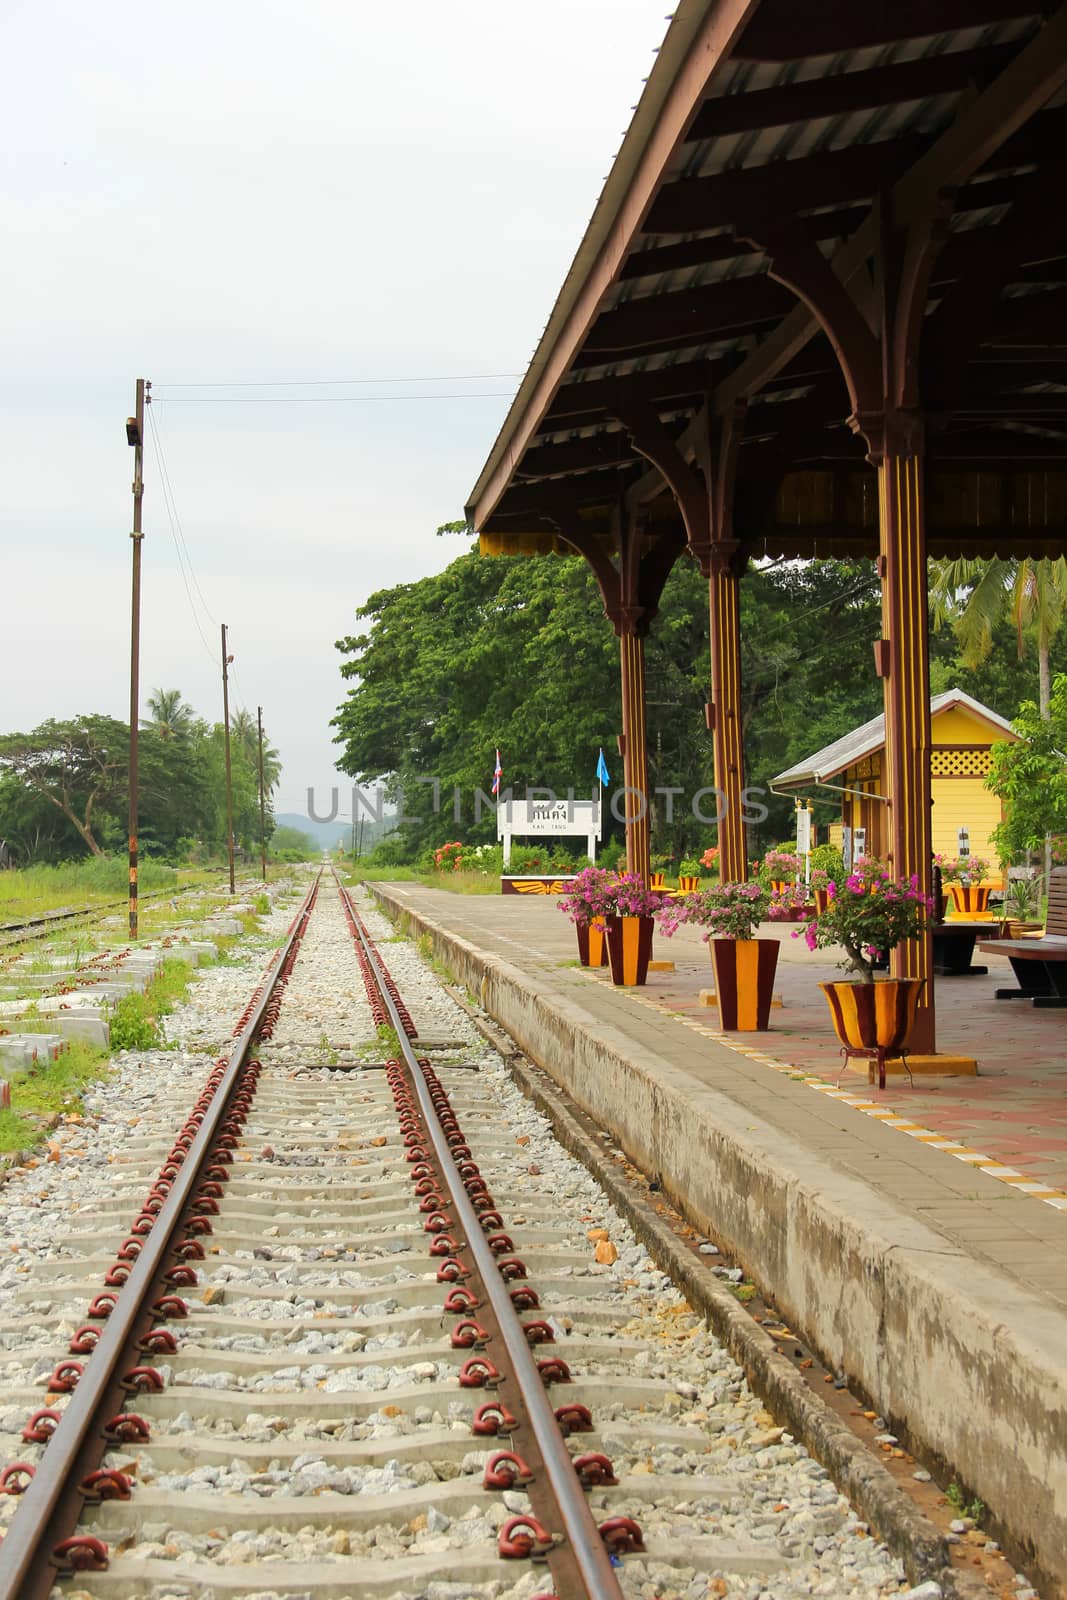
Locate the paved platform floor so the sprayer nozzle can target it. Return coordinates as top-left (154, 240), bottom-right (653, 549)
top-left (377, 885), bottom-right (1067, 1308)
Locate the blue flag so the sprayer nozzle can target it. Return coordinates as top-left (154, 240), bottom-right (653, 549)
top-left (596, 748), bottom-right (610, 786)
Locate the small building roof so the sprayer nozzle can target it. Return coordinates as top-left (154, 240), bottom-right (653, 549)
top-left (772, 689), bottom-right (1018, 790)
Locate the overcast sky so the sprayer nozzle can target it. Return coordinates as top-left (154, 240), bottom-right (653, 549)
top-left (1, 0), bottom-right (668, 817)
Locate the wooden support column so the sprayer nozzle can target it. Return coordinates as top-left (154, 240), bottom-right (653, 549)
top-left (874, 433), bottom-right (936, 1050)
top-left (618, 624), bottom-right (651, 884)
top-left (743, 201), bottom-right (955, 1057)
top-left (707, 548), bottom-right (748, 883)
top-left (617, 398), bottom-right (750, 881)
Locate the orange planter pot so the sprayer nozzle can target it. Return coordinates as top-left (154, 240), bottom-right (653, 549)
top-left (709, 938), bottom-right (779, 1031)
top-left (678, 874), bottom-right (700, 893)
top-left (813, 888), bottom-right (830, 914)
top-left (650, 872), bottom-right (666, 889)
top-left (819, 977), bottom-right (924, 1089)
top-left (605, 915), bottom-right (654, 986)
top-left (948, 883), bottom-right (991, 915)
top-left (575, 919), bottom-right (608, 968)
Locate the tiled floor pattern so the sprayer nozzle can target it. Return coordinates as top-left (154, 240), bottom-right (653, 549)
top-left (582, 954), bottom-right (1067, 1214)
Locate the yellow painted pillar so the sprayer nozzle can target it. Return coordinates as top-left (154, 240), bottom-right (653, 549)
top-left (878, 446), bottom-right (936, 1053)
top-left (708, 553), bottom-right (748, 883)
top-left (619, 628), bottom-right (651, 885)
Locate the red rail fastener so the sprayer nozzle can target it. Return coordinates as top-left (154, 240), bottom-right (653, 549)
top-left (471, 1400), bottom-right (518, 1435)
top-left (68, 1325), bottom-right (102, 1355)
top-left (0, 1463), bottom-right (35, 1494)
top-left (499, 1515), bottom-right (556, 1559)
top-left (79, 1469), bottom-right (132, 1502)
top-left (116, 1237), bottom-right (144, 1262)
top-left (428, 1234), bottom-right (458, 1257)
top-left (436, 1258), bottom-right (470, 1283)
top-left (521, 1320), bottom-right (555, 1345)
top-left (457, 1357), bottom-right (501, 1388)
top-left (487, 1233), bottom-right (514, 1255)
top-left (86, 1292), bottom-right (119, 1319)
top-left (21, 1409), bottom-right (61, 1443)
top-left (509, 1285), bottom-right (540, 1311)
top-left (423, 1212), bottom-right (452, 1233)
top-left (102, 1414), bottom-right (151, 1443)
top-left (497, 1257), bottom-right (527, 1280)
top-left (599, 1516), bottom-right (645, 1553)
top-left (121, 1366), bottom-right (165, 1394)
top-left (151, 1295), bottom-right (188, 1319)
top-left (483, 1449), bottom-right (535, 1489)
top-left (163, 1265), bottom-right (198, 1288)
top-left (52, 1535), bottom-right (109, 1575)
top-left (103, 1263), bottom-right (130, 1287)
top-left (575, 1453), bottom-right (618, 1487)
top-left (450, 1320), bottom-right (490, 1349)
top-left (139, 1327), bottom-right (178, 1354)
top-left (554, 1402), bottom-right (594, 1434)
top-left (47, 1360), bottom-right (84, 1394)
top-left (536, 1357), bottom-right (572, 1385)
top-left (442, 1287), bottom-right (479, 1314)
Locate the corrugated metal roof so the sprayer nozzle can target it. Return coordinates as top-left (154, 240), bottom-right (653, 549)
top-left (772, 689), bottom-right (1020, 788)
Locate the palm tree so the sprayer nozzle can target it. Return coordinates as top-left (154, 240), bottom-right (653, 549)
top-left (929, 557), bottom-right (1067, 721)
top-left (230, 707), bottom-right (281, 792)
top-left (144, 688), bottom-right (195, 742)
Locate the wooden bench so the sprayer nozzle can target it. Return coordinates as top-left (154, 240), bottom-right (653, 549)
top-left (978, 868), bottom-right (1067, 1007)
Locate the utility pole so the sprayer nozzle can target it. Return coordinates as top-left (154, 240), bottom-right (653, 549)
top-left (126, 378), bottom-right (149, 940)
top-left (257, 705), bottom-right (268, 883)
top-left (221, 624), bottom-right (236, 894)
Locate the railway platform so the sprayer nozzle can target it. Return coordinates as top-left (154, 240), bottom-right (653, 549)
top-left (372, 881), bottom-right (1067, 1588)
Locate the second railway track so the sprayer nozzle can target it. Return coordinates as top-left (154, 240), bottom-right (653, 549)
top-left (0, 870), bottom-right (913, 1600)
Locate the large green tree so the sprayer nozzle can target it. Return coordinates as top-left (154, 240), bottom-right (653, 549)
top-left (987, 674), bottom-right (1067, 863)
top-left (930, 557), bottom-right (1067, 720)
top-left (0, 716), bottom-right (129, 855)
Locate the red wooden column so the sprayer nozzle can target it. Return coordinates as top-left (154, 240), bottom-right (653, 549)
top-left (873, 428), bottom-right (936, 1049)
top-left (618, 622), bottom-right (651, 885)
top-left (706, 546), bottom-right (747, 884)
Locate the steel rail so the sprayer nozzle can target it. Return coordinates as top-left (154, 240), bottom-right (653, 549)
top-left (338, 880), bottom-right (628, 1600)
top-left (0, 877), bottom-right (228, 951)
top-left (0, 872), bottom-right (322, 1600)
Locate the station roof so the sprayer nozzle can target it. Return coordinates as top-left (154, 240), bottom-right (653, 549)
top-left (772, 687), bottom-right (1019, 789)
top-left (468, 0), bottom-right (1067, 564)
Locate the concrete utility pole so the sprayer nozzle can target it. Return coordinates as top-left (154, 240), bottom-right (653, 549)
top-left (126, 378), bottom-right (149, 940)
top-left (221, 624), bottom-right (236, 894)
top-left (257, 705), bottom-right (268, 883)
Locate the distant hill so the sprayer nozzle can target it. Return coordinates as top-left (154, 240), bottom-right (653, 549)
top-left (274, 811), bottom-right (394, 852)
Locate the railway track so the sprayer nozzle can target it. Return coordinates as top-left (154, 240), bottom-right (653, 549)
top-left (0, 871), bottom-right (909, 1600)
top-left (0, 879), bottom-right (227, 955)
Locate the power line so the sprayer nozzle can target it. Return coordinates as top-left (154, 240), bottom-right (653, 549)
top-left (150, 403), bottom-right (219, 629)
top-left (146, 405), bottom-right (218, 667)
top-left (152, 391), bottom-right (515, 404)
top-left (154, 372), bottom-right (522, 389)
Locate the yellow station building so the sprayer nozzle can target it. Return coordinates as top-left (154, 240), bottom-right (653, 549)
top-left (772, 689), bottom-right (1020, 879)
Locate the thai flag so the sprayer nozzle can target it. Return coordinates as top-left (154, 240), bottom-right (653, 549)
top-left (492, 749), bottom-right (502, 796)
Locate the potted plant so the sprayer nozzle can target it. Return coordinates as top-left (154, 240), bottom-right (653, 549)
top-left (649, 851), bottom-right (674, 891)
top-left (759, 848), bottom-right (801, 894)
top-left (600, 874), bottom-right (666, 985)
top-left (936, 854), bottom-right (992, 916)
top-left (799, 862), bottom-right (933, 1088)
top-left (700, 846), bottom-right (720, 875)
top-left (677, 857), bottom-right (702, 892)
top-left (557, 866), bottom-right (612, 968)
top-left (659, 881), bottom-right (781, 1030)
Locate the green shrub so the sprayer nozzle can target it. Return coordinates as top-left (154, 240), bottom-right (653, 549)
top-left (809, 843), bottom-right (845, 880)
top-left (109, 993), bottom-right (161, 1051)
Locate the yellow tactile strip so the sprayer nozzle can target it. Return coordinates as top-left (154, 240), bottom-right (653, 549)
top-left (581, 970), bottom-right (1067, 1214)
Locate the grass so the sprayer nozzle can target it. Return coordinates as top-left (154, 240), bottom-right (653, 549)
top-left (0, 1038), bottom-right (111, 1157)
top-left (0, 859), bottom-right (223, 922)
top-left (946, 1482), bottom-right (985, 1523)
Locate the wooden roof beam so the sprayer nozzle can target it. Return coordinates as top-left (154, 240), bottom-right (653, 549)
top-left (713, 3), bottom-right (1067, 412)
top-left (734, 0), bottom-right (1041, 61)
top-left (686, 43), bottom-right (1017, 138)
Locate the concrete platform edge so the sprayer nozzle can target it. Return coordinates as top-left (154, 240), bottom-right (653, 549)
top-left (373, 885), bottom-right (1067, 1592)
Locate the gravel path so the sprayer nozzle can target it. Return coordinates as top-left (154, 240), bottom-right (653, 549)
top-left (0, 875), bottom-right (917, 1599)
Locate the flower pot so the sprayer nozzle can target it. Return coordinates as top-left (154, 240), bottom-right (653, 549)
top-left (709, 938), bottom-right (779, 1031)
top-left (813, 888), bottom-right (830, 915)
top-left (650, 872), bottom-right (666, 889)
top-left (678, 874), bottom-right (700, 893)
top-left (575, 919), bottom-right (608, 968)
top-left (605, 915), bottom-right (654, 986)
top-left (948, 883), bottom-right (991, 915)
top-left (818, 977), bottom-right (925, 1089)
